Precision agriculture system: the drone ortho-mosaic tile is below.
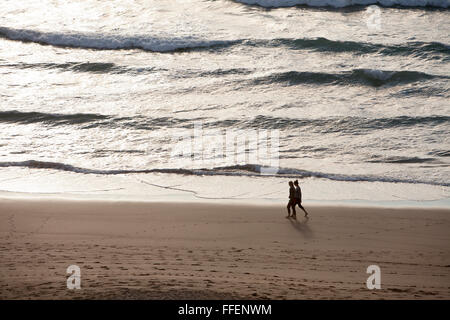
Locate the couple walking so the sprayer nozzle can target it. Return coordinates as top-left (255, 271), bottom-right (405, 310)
top-left (286, 180), bottom-right (308, 219)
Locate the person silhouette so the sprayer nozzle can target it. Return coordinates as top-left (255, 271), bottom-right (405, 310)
top-left (294, 180), bottom-right (308, 217)
top-left (286, 181), bottom-right (296, 219)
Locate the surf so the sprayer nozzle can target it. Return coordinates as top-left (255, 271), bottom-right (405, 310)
top-left (0, 27), bottom-right (237, 52)
top-left (0, 160), bottom-right (448, 187)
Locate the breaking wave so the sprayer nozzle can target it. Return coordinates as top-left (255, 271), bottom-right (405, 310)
top-left (0, 161), bottom-right (448, 187)
top-left (0, 27), bottom-right (236, 52)
top-left (1, 26), bottom-right (448, 62)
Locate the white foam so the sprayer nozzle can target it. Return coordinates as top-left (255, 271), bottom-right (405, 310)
top-left (0, 27), bottom-right (233, 52)
top-left (234, 0), bottom-right (449, 8)
top-left (0, 161), bottom-right (448, 187)
top-left (361, 68), bottom-right (394, 80)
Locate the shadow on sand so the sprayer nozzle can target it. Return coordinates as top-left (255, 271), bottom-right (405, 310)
top-left (289, 217), bottom-right (314, 238)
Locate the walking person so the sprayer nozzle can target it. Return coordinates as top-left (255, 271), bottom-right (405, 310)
top-left (286, 181), bottom-right (297, 219)
top-left (294, 180), bottom-right (308, 217)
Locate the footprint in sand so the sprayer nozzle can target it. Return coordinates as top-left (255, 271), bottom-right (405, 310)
top-left (7, 214), bottom-right (16, 239)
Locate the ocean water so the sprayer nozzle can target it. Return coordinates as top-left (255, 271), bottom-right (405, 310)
top-left (0, 0), bottom-right (449, 205)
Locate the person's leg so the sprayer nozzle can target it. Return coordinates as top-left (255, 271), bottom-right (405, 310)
top-left (299, 203), bottom-right (308, 217)
top-left (286, 201), bottom-right (291, 217)
top-left (291, 200), bottom-right (297, 219)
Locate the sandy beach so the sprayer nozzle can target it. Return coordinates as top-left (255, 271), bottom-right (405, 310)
top-left (0, 197), bottom-right (448, 299)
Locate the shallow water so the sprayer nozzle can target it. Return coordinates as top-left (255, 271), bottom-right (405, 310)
top-left (0, 0), bottom-right (449, 204)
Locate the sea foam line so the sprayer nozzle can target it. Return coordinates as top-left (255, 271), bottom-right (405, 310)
top-left (1, 27), bottom-right (448, 60)
top-left (0, 160), bottom-right (448, 187)
top-left (0, 27), bottom-right (236, 52)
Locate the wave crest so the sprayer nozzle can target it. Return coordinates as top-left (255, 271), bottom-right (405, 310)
top-left (0, 27), bottom-right (236, 52)
top-left (1, 26), bottom-right (447, 62)
top-left (251, 69), bottom-right (446, 87)
top-left (266, 38), bottom-right (449, 60)
top-left (0, 110), bottom-right (108, 125)
top-left (1, 110), bottom-right (448, 133)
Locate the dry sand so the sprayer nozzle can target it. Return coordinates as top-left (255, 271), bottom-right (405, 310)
top-left (0, 198), bottom-right (449, 299)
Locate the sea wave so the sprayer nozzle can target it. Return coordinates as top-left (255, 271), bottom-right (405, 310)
top-left (1, 26), bottom-right (448, 61)
top-left (0, 110), bottom-right (203, 128)
top-left (250, 69), bottom-right (446, 87)
top-left (1, 62), bottom-right (164, 75)
top-left (0, 161), bottom-right (448, 187)
top-left (0, 62), bottom-right (254, 78)
top-left (367, 156), bottom-right (437, 163)
top-left (217, 115), bottom-right (450, 132)
top-left (1, 110), bottom-right (448, 132)
top-left (0, 110), bottom-right (109, 125)
top-left (0, 27), bottom-right (236, 52)
top-left (234, 0), bottom-right (449, 8)
top-left (261, 38), bottom-right (450, 60)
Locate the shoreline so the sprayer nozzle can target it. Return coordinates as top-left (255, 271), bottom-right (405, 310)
top-left (1, 197), bottom-right (449, 299)
top-left (1, 190), bottom-right (449, 210)
top-left (1, 167), bottom-right (448, 210)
